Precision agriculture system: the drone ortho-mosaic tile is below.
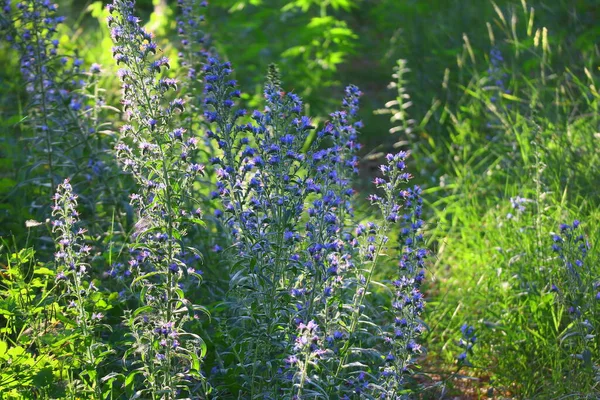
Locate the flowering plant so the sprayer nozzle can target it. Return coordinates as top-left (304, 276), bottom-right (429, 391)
top-left (201, 56), bottom-right (428, 397)
top-left (108, 0), bottom-right (209, 397)
top-left (0, 1), bottom-right (432, 398)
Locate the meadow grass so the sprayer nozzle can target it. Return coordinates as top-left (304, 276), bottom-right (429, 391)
top-left (392, 3), bottom-right (600, 397)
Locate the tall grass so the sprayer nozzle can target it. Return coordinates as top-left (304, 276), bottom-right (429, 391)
top-left (383, 2), bottom-right (600, 397)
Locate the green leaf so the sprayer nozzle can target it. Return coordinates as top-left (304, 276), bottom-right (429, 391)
top-left (330, 0), bottom-right (353, 11)
top-left (101, 372), bottom-right (121, 383)
top-left (307, 16), bottom-right (335, 29)
top-left (132, 271), bottom-right (162, 286)
top-left (132, 305), bottom-right (154, 318)
top-left (125, 370), bottom-right (141, 390)
top-left (33, 267), bottom-right (55, 276)
top-left (582, 348), bottom-right (593, 369)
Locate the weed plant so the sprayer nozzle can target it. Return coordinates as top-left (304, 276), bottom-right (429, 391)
top-left (0, 0), bottom-right (598, 399)
top-left (1, 0), bottom-right (430, 398)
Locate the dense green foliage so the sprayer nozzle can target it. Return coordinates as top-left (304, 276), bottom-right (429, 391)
top-left (1, 0), bottom-right (599, 398)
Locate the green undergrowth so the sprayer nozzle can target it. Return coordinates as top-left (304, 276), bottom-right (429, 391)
top-left (383, 3), bottom-right (600, 397)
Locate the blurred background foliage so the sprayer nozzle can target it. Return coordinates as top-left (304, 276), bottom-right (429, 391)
top-left (3, 0), bottom-right (597, 147)
top-left (7, 0), bottom-right (594, 150)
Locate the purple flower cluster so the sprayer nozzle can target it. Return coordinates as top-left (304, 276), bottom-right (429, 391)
top-left (507, 196), bottom-right (530, 220)
top-left (52, 179), bottom-right (92, 285)
top-left (51, 179), bottom-right (111, 397)
top-left (488, 47), bottom-right (508, 103)
top-left (110, 0), bottom-right (204, 244)
top-left (107, 1), bottom-right (206, 396)
top-left (354, 152), bottom-right (427, 396)
top-left (0, 0), bottom-right (435, 393)
top-left (201, 55), bottom-right (429, 397)
top-left (1, 0), bottom-right (108, 198)
top-left (285, 87), bottom-right (366, 397)
top-left (202, 58), bottom-right (378, 396)
top-left (205, 59), bottom-right (309, 257)
top-left (51, 179), bottom-right (99, 335)
top-left (177, 0), bottom-right (209, 81)
top-left (287, 320), bottom-right (328, 392)
top-left (313, 85), bottom-right (362, 220)
top-left (2, 1), bottom-right (65, 100)
top-left (551, 220), bottom-right (593, 318)
top-left (457, 324), bottom-right (477, 366)
top-left (548, 219), bottom-right (599, 367)
top-left (176, 0), bottom-right (216, 171)
top-left (203, 61), bottom-right (324, 395)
